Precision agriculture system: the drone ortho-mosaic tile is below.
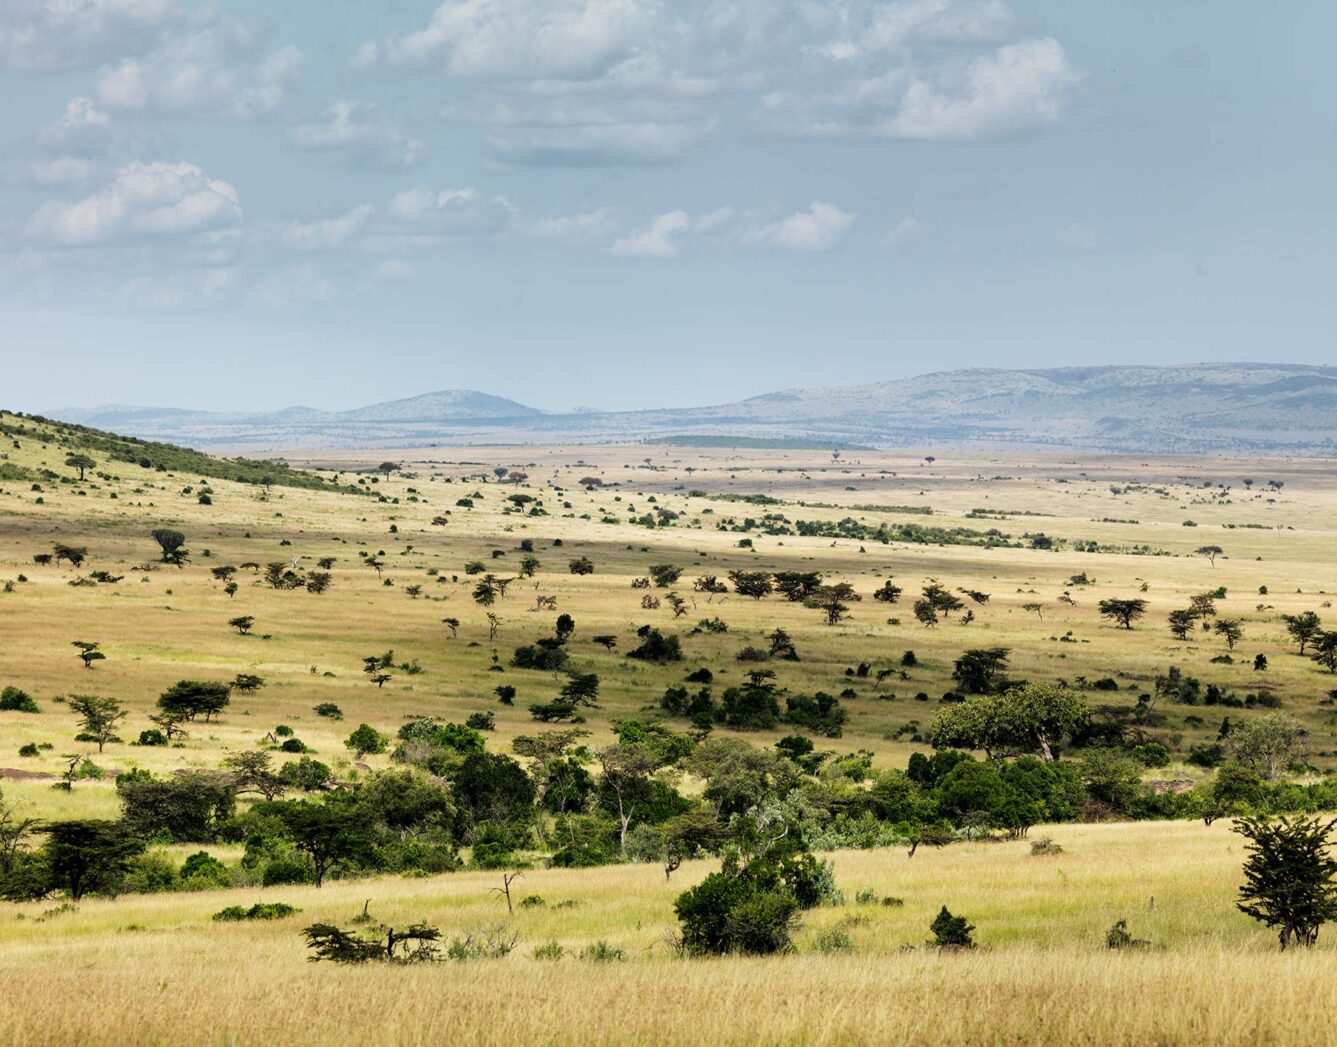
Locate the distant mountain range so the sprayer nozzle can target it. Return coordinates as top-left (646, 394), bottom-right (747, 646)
top-left (45, 363), bottom-right (1337, 454)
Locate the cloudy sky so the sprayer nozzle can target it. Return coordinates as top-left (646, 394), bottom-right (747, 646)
top-left (2, 1), bottom-right (1333, 413)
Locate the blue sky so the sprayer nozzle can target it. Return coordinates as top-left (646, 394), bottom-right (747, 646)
top-left (1, 1), bottom-right (1333, 413)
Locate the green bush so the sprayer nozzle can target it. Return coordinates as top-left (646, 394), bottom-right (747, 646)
top-left (214, 902), bottom-right (300, 922)
top-left (579, 940), bottom-right (627, 962)
top-left (0, 686), bottom-right (38, 713)
top-left (929, 906), bottom-right (976, 948)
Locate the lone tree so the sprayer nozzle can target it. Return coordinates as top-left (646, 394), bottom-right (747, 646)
top-left (40, 820), bottom-right (145, 902)
top-left (67, 695), bottom-right (128, 752)
top-left (929, 682), bottom-right (1089, 762)
top-left (1226, 713), bottom-right (1308, 782)
top-left (228, 615), bottom-right (255, 636)
top-left (71, 641), bottom-right (104, 669)
top-left (64, 453), bottom-right (95, 481)
top-left (1196, 545), bottom-right (1224, 567)
top-left (1168, 609), bottom-right (1196, 640)
top-left (1282, 612), bottom-right (1323, 655)
top-left (150, 528), bottom-right (187, 563)
top-left (1234, 815), bottom-right (1337, 950)
top-left (805, 583), bottom-right (860, 626)
top-left (1214, 618), bottom-right (1244, 650)
top-left (158, 680), bottom-right (232, 722)
top-left (1098, 598), bottom-right (1148, 630)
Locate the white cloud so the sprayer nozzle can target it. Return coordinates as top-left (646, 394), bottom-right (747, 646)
top-left (0, 0), bottom-right (190, 70)
top-left (610, 210), bottom-right (690, 257)
top-left (865, 0), bottom-right (1015, 49)
top-left (28, 161), bottom-right (241, 246)
top-left (283, 206), bottom-right (376, 250)
top-left (60, 96), bottom-right (112, 130)
top-left (883, 215), bottom-right (924, 249)
top-left (882, 37), bottom-right (1079, 140)
top-left (293, 102), bottom-right (422, 168)
top-left (24, 157), bottom-right (96, 187)
top-left (96, 28), bottom-right (302, 118)
top-left (360, 1), bottom-right (1079, 164)
top-left (387, 186), bottom-right (517, 235)
top-left (526, 208), bottom-right (619, 243)
top-left (370, 0), bottom-right (653, 79)
top-left (742, 201), bottom-right (855, 251)
top-left (487, 121), bottom-right (701, 166)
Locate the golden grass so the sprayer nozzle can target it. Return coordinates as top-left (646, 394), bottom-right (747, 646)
top-left (0, 821), bottom-right (1332, 1045)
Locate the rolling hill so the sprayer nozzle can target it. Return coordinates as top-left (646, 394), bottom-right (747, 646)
top-left (39, 363), bottom-right (1337, 454)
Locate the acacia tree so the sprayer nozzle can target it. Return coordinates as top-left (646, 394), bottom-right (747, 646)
top-left (1226, 713), bottom-right (1308, 782)
top-left (598, 743), bottom-right (664, 857)
top-left (729, 571), bottom-right (774, 601)
top-left (1313, 632), bottom-right (1337, 674)
top-left (512, 729), bottom-right (588, 846)
top-left (71, 641), bottom-right (104, 669)
top-left (929, 683), bottom-right (1089, 762)
top-left (1282, 612), bottom-right (1323, 655)
top-left (40, 820), bottom-right (144, 901)
top-left (150, 528), bottom-right (186, 564)
top-left (1196, 545), bottom-right (1224, 567)
top-left (806, 583), bottom-right (860, 626)
top-left (158, 680), bottom-right (231, 722)
top-left (1168, 609), bottom-right (1196, 640)
top-left (64, 454), bottom-right (95, 481)
top-left (66, 695), bottom-right (127, 752)
top-left (1234, 815), bottom-right (1337, 950)
top-left (1098, 598), bottom-right (1148, 630)
top-left (1214, 618), bottom-right (1244, 650)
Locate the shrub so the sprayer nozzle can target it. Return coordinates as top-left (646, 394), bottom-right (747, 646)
top-left (214, 902), bottom-right (299, 921)
top-left (0, 687), bottom-right (38, 713)
top-left (313, 703), bottom-right (343, 720)
top-left (814, 926), bottom-right (854, 953)
top-left (346, 724), bottom-right (388, 757)
top-left (532, 940), bottom-right (564, 960)
top-left (929, 906), bottom-right (976, 948)
top-left (579, 940), bottom-right (627, 963)
top-left (136, 729), bottom-right (167, 747)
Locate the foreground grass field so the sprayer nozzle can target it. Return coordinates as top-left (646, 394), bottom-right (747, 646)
top-left (0, 821), bottom-right (1333, 1045)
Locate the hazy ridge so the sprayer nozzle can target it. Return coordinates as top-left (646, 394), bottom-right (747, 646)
top-left (45, 363), bottom-right (1337, 454)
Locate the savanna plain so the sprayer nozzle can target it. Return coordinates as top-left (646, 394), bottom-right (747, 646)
top-left (3, 412), bottom-right (1337, 1045)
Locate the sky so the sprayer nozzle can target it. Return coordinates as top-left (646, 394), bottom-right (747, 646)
top-left (1, 0), bottom-right (1334, 414)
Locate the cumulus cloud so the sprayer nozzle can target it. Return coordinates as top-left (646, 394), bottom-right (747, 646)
top-left (882, 37), bottom-right (1079, 140)
top-left (24, 157), bottom-right (97, 187)
top-left (0, 0), bottom-right (191, 70)
top-left (293, 102), bottom-right (422, 168)
top-left (741, 201), bottom-right (855, 251)
top-left (283, 206), bottom-right (376, 250)
top-left (883, 215), bottom-right (924, 249)
top-left (611, 210), bottom-right (690, 257)
top-left (359, 0), bottom-right (1080, 164)
top-left (28, 161), bottom-right (241, 246)
top-left (96, 27), bottom-right (302, 118)
top-left (365, 0), bottom-right (653, 79)
top-left (526, 208), bottom-right (619, 244)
